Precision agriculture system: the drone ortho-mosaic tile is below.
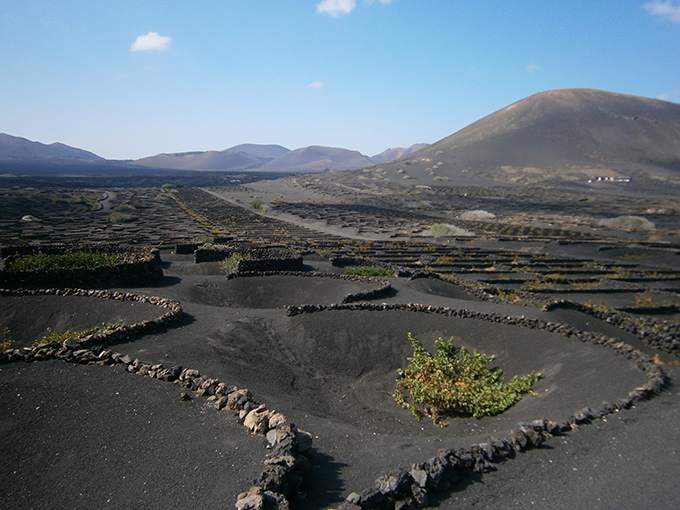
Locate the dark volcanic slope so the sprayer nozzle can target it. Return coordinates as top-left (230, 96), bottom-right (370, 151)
top-left (329, 89), bottom-right (680, 186)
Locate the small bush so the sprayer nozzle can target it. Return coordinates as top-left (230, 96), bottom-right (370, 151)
top-left (394, 333), bottom-right (541, 426)
top-left (34, 321), bottom-right (122, 346)
top-left (106, 211), bottom-right (135, 223)
top-left (6, 250), bottom-right (120, 271)
top-left (430, 223), bottom-right (473, 237)
top-left (345, 266), bottom-right (395, 277)
top-left (599, 216), bottom-right (655, 230)
top-left (1, 328), bottom-right (15, 351)
top-left (251, 199), bottom-right (264, 210)
top-left (459, 210), bottom-right (496, 221)
top-left (219, 252), bottom-right (252, 274)
top-left (633, 293), bottom-right (656, 308)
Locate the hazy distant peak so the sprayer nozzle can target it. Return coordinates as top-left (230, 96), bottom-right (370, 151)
top-left (371, 143), bottom-right (429, 163)
top-left (0, 133), bottom-right (102, 161)
top-left (223, 144), bottom-right (290, 159)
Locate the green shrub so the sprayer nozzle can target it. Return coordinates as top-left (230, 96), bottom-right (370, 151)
top-left (1, 328), bottom-right (15, 351)
top-left (251, 199), bottom-right (264, 210)
top-left (106, 211), bottom-right (136, 223)
top-left (6, 250), bottom-right (120, 271)
top-left (345, 266), bottom-right (395, 277)
top-left (34, 321), bottom-right (122, 346)
top-left (219, 252), bottom-right (252, 274)
top-left (394, 333), bottom-right (541, 426)
top-left (598, 215), bottom-right (655, 230)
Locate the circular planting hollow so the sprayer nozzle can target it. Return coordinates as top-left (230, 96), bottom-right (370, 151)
top-left (0, 293), bottom-right (164, 347)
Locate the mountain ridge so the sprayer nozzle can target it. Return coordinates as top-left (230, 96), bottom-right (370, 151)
top-left (0, 133), bottom-right (103, 161)
top-left (3, 88), bottom-right (679, 182)
top-left (323, 88), bottom-right (680, 187)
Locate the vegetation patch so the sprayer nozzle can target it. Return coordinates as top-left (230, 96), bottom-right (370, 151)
top-left (1, 327), bottom-right (15, 351)
top-left (459, 209), bottom-right (496, 221)
top-left (394, 333), bottom-right (541, 426)
top-left (345, 265), bottom-right (395, 277)
top-left (34, 321), bottom-right (122, 346)
top-left (599, 215), bottom-right (655, 230)
top-left (219, 252), bottom-right (253, 274)
top-left (106, 211), bottom-right (136, 223)
top-left (5, 250), bottom-right (120, 271)
top-left (430, 223), bottom-right (474, 237)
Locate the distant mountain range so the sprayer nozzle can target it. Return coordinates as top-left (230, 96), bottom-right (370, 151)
top-left (0, 133), bottom-right (103, 162)
top-left (2, 88), bottom-right (679, 184)
top-left (0, 133), bottom-right (428, 174)
top-left (132, 143), bottom-right (428, 173)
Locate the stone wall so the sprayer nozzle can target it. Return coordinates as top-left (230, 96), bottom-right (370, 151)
top-left (195, 244), bottom-right (304, 272)
top-left (0, 273), bottom-right (672, 510)
top-left (226, 270), bottom-right (392, 303)
top-left (0, 287), bottom-right (181, 348)
top-left (0, 246), bottom-right (163, 288)
top-left (284, 300), bottom-right (666, 510)
top-left (0, 287), bottom-right (309, 510)
top-left (544, 300), bottom-right (680, 353)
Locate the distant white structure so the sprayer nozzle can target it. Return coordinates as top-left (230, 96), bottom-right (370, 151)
top-left (587, 176), bottom-right (631, 183)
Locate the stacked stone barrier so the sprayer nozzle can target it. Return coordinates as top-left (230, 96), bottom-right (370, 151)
top-left (284, 300), bottom-right (667, 510)
top-left (0, 287), bottom-right (182, 350)
top-left (224, 270), bottom-right (393, 304)
top-left (1, 272), bottom-right (672, 509)
top-left (0, 246), bottom-right (163, 288)
top-left (330, 255), bottom-right (408, 277)
top-left (544, 300), bottom-right (680, 353)
top-left (0, 287), bottom-right (310, 510)
top-left (195, 243), bottom-right (304, 272)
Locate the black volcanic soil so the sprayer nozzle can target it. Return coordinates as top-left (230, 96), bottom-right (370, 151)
top-left (1, 252), bottom-right (679, 509)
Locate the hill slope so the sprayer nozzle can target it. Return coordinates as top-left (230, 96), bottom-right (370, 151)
top-left (332, 89), bottom-right (680, 186)
top-left (370, 143), bottom-right (429, 164)
top-left (0, 133), bottom-right (103, 161)
top-left (133, 144), bottom-right (290, 171)
top-left (260, 145), bottom-right (374, 173)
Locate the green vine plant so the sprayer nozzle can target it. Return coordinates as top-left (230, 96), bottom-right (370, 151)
top-left (345, 265), bottom-right (395, 277)
top-left (1, 328), bottom-right (15, 351)
top-left (218, 252), bottom-right (252, 275)
top-left (393, 333), bottom-right (541, 426)
top-left (33, 321), bottom-right (122, 346)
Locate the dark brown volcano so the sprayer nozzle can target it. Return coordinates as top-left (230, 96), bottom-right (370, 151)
top-left (342, 89), bottom-right (680, 186)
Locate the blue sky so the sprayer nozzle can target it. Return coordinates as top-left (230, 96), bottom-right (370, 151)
top-left (1, 0), bottom-right (679, 160)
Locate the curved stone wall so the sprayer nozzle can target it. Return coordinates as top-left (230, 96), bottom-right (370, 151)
top-left (0, 272), bottom-right (671, 510)
top-left (284, 301), bottom-right (666, 510)
top-left (0, 246), bottom-right (163, 288)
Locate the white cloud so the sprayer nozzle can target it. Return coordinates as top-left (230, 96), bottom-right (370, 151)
top-left (657, 86), bottom-right (680, 100)
top-left (307, 81), bottom-right (324, 89)
top-left (130, 32), bottom-right (172, 52)
top-left (643, 1), bottom-right (680, 22)
top-left (316, 0), bottom-right (356, 17)
top-left (526, 63), bottom-right (541, 74)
